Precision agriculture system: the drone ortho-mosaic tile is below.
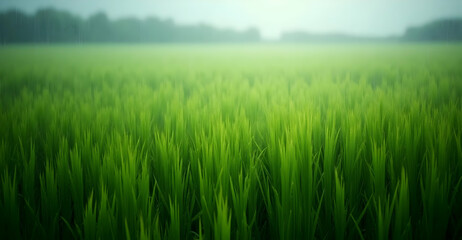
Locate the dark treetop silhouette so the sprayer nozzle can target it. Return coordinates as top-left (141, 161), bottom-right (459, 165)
top-left (0, 8), bottom-right (260, 43)
top-left (1, 8), bottom-right (461, 43)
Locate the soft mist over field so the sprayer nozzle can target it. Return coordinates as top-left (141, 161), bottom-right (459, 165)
top-left (1, 1), bottom-right (462, 240)
top-left (2, 0), bottom-right (462, 39)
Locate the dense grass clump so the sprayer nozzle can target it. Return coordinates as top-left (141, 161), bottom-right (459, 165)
top-left (0, 44), bottom-right (461, 239)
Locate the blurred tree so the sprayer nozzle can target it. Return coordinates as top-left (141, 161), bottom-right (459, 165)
top-left (403, 19), bottom-right (462, 41)
top-left (0, 8), bottom-right (261, 43)
top-left (84, 12), bottom-right (112, 42)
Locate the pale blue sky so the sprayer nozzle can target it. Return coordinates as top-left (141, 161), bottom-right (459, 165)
top-left (1, 0), bottom-right (461, 40)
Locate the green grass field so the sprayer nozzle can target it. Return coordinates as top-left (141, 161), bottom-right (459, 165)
top-left (0, 44), bottom-right (461, 239)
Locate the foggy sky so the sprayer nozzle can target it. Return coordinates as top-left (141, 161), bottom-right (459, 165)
top-left (1, 0), bottom-right (462, 40)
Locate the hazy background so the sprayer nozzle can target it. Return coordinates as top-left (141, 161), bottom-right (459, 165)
top-left (1, 0), bottom-right (462, 40)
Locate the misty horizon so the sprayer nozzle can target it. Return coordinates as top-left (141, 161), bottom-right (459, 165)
top-left (1, 7), bottom-right (461, 44)
top-left (1, 0), bottom-right (462, 40)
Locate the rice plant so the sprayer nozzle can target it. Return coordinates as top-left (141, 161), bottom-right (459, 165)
top-left (0, 44), bottom-right (461, 239)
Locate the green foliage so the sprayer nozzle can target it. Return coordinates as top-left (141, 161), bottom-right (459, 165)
top-left (0, 44), bottom-right (461, 239)
top-left (0, 8), bottom-right (261, 43)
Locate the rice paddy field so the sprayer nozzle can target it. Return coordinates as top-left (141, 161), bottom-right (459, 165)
top-left (0, 44), bottom-right (461, 239)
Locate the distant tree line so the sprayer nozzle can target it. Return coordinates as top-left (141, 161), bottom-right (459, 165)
top-left (0, 8), bottom-right (261, 43)
top-left (281, 19), bottom-right (462, 43)
top-left (1, 8), bottom-right (461, 43)
top-left (402, 19), bottom-right (462, 41)
top-left (280, 32), bottom-right (392, 43)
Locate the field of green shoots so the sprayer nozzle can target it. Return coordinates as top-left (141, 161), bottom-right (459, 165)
top-left (0, 44), bottom-right (461, 239)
